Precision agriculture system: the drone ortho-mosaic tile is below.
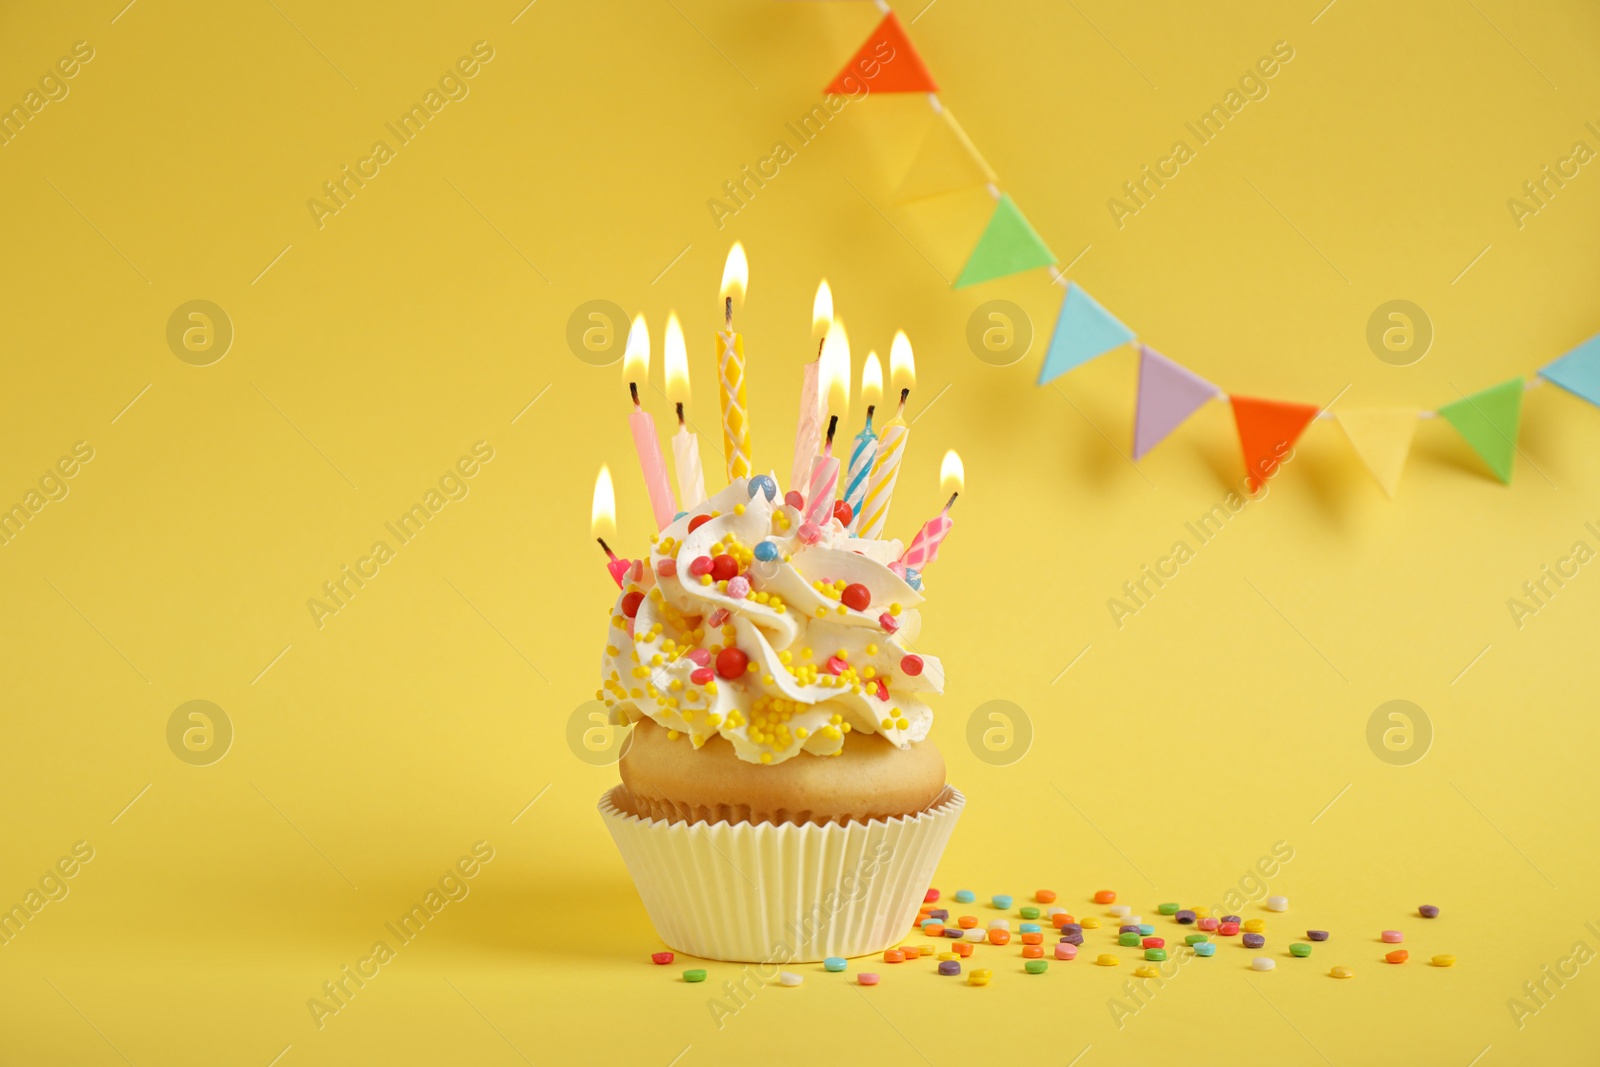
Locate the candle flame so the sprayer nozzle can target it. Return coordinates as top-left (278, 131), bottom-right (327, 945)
top-left (889, 330), bottom-right (916, 392)
top-left (663, 312), bottom-right (689, 403)
top-left (862, 351), bottom-right (883, 409)
top-left (720, 242), bottom-right (748, 304)
top-left (940, 450), bottom-right (964, 496)
top-left (811, 279), bottom-right (833, 338)
top-left (819, 318), bottom-right (851, 422)
top-left (591, 465), bottom-right (617, 539)
top-left (623, 314), bottom-right (650, 384)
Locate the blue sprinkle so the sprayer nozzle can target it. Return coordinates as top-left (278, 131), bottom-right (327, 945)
top-left (992, 895), bottom-right (1013, 910)
top-left (747, 475), bottom-right (777, 502)
top-left (954, 890), bottom-right (976, 904)
top-left (1138, 924), bottom-right (1154, 936)
top-left (673, 512), bottom-right (687, 521)
top-left (1194, 942), bottom-right (1216, 957)
top-left (754, 541), bottom-right (779, 562)
top-left (823, 956), bottom-right (847, 972)
top-left (1020, 923), bottom-right (1041, 934)
top-left (905, 567), bottom-right (923, 591)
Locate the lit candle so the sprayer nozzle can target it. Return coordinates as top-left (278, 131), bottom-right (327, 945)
top-left (857, 330), bottom-right (916, 539)
top-left (716, 243), bottom-right (753, 483)
top-left (591, 465), bottom-right (633, 588)
top-left (804, 319), bottom-right (850, 526)
top-left (898, 451), bottom-right (962, 572)
top-left (791, 279), bottom-right (832, 493)
top-left (842, 349), bottom-right (882, 530)
top-left (624, 315), bottom-right (678, 531)
top-left (662, 312), bottom-right (706, 509)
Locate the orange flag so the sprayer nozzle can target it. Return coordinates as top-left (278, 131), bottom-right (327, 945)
top-left (825, 13), bottom-right (938, 94)
top-left (1231, 395), bottom-right (1320, 491)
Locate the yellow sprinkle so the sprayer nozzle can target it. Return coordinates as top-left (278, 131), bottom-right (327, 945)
top-left (890, 603), bottom-right (902, 616)
top-left (865, 644), bottom-right (878, 655)
top-left (895, 717), bottom-right (909, 730)
top-left (734, 504), bottom-right (745, 515)
top-left (666, 730), bottom-right (680, 741)
top-left (759, 752), bottom-right (772, 764)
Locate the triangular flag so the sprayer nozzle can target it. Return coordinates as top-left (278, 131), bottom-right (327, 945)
top-left (1335, 408), bottom-right (1417, 497)
top-left (1539, 333), bottom-right (1600, 407)
top-left (954, 194), bottom-right (1056, 289)
top-left (1037, 283), bottom-right (1134, 385)
top-left (1231, 395), bottom-right (1320, 490)
top-left (1438, 378), bottom-right (1523, 484)
top-left (894, 108), bottom-right (996, 203)
top-left (1132, 345), bottom-right (1218, 459)
top-left (824, 13), bottom-right (938, 94)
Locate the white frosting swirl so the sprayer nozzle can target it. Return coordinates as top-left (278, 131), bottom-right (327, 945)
top-left (599, 476), bottom-right (944, 764)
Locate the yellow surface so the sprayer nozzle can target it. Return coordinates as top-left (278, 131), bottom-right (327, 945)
top-left (2, 1), bottom-right (1598, 1064)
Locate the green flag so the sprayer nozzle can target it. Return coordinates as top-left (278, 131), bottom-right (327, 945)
top-left (1438, 378), bottom-right (1524, 484)
top-left (954, 194), bottom-right (1055, 288)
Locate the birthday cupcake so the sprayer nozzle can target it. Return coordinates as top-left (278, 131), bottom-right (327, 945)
top-left (597, 475), bottom-right (964, 963)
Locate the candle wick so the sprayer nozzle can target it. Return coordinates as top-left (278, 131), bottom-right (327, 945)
top-left (943, 492), bottom-right (959, 513)
top-left (899, 387), bottom-right (911, 411)
top-left (629, 381), bottom-right (641, 409)
top-left (865, 404), bottom-right (876, 424)
top-left (597, 537), bottom-right (618, 561)
top-left (824, 414), bottom-right (838, 451)
top-left (675, 401), bottom-right (685, 427)
top-left (724, 296), bottom-right (732, 330)
top-left (816, 336), bottom-right (826, 359)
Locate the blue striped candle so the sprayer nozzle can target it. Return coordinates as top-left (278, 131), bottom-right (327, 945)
top-left (842, 409), bottom-right (877, 531)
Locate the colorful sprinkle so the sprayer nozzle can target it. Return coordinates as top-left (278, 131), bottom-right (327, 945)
top-left (1020, 907), bottom-right (1041, 921)
top-left (991, 894), bottom-right (1012, 909)
top-left (1290, 943), bottom-right (1312, 957)
top-left (651, 952), bottom-right (674, 965)
top-left (1175, 910), bottom-right (1196, 925)
top-left (1307, 930), bottom-right (1329, 941)
top-left (1158, 903), bottom-right (1179, 915)
top-left (1386, 950), bottom-right (1409, 964)
top-left (1145, 948), bottom-right (1168, 961)
top-left (1025, 959), bottom-right (1049, 974)
top-left (938, 960), bottom-right (961, 976)
top-left (1184, 934), bottom-right (1209, 946)
top-left (968, 968), bottom-right (992, 986)
top-left (1381, 930), bottom-right (1404, 944)
top-left (1218, 922), bottom-right (1241, 937)
top-left (823, 957), bottom-right (847, 972)
top-left (857, 972), bottom-right (879, 986)
top-left (779, 971), bottom-right (804, 986)
top-left (1055, 943), bottom-right (1078, 960)
top-left (1133, 965), bottom-right (1160, 978)
top-left (1243, 933), bottom-right (1265, 949)
top-left (987, 929), bottom-right (1011, 946)
top-left (1194, 942), bottom-right (1216, 957)
top-left (884, 949), bottom-right (904, 963)
top-left (1096, 954), bottom-right (1120, 967)
top-left (1331, 966), bottom-right (1354, 978)
top-left (1266, 895), bottom-right (1288, 912)
top-left (1022, 945), bottom-right (1044, 958)
top-left (748, 475), bottom-right (777, 501)
top-left (1197, 917), bottom-right (1219, 932)
top-left (1251, 958), bottom-right (1276, 972)
top-left (954, 889), bottom-right (975, 903)
top-left (1036, 890), bottom-right (1057, 903)
top-left (1419, 905), bottom-right (1440, 918)
top-left (1431, 954), bottom-right (1456, 967)
top-left (1243, 919), bottom-right (1266, 933)
top-left (841, 583), bottom-right (871, 611)
top-left (1108, 904), bottom-right (1131, 917)
top-left (683, 969), bottom-right (708, 983)
top-left (1094, 890), bottom-right (1118, 904)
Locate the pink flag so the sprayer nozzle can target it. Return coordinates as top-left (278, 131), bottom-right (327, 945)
top-left (1132, 345), bottom-right (1220, 460)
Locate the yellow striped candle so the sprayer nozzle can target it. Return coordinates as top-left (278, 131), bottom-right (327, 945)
top-left (717, 243), bottom-right (752, 482)
top-left (857, 330), bottom-right (915, 539)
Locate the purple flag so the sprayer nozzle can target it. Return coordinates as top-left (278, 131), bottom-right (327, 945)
top-left (1132, 345), bottom-right (1220, 460)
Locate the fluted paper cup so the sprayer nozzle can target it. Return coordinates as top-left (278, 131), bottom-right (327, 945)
top-left (599, 785), bottom-right (964, 963)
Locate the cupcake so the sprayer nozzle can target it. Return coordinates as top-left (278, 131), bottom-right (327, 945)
top-left (597, 475), bottom-right (963, 962)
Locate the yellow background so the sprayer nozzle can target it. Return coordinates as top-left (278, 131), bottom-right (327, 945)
top-left (2, 0), bottom-right (1598, 1064)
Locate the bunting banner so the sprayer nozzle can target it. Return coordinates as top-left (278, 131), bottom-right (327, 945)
top-left (1335, 409), bottom-right (1418, 498)
top-left (895, 107), bottom-right (996, 204)
top-left (1231, 396), bottom-right (1321, 491)
top-left (1439, 378), bottom-right (1524, 485)
top-left (954, 194), bottom-right (1055, 289)
top-left (819, 4), bottom-right (1591, 496)
top-left (1132, 345), bottom-right (1218, 459)
top-left (1539, 333), bottom-right (1600, 407)
top-left (1038, 283), bottom-right (1134, 386)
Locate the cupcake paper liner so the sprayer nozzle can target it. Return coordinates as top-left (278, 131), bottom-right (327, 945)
top-left (599, 785), bottom-right (965, 963)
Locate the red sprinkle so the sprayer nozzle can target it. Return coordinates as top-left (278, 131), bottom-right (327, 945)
top-left (715, 648), bottom-right (748, 679)
top-left (657, 559), bottom-right (677, 578)
top-left (711, 554), bottom-right (739, 581)
top-left (687, 514), bottom-right (711, 534)
top-left (826, 656), bottom-right (848, 675)
top-left (687, 648), bottom-right (711, 667)
top-left (688, 556), bottom-right (715, 577)
top-left (784, 490), bottom-right (805, 510)
top-left (879, 613), bottom-right (899, 633)
top-left (832, 500), bottom-right (854, 526)
top-left (706, 608), bottom-right (730, 628)
top-left (875, 679), bottom-right (889, 701)
top-left (925, 889), bottom-right (940, 903)
top-left (690, 667), bottom-right (714, 685)
top-left (841, 583), bottom-right (871, 611)
top-left (621, 591), bottom-right (644, 618)
top-left (651, 951), bottom-right (674, 965)
top-left (901, 654), bottom-right (924, 676)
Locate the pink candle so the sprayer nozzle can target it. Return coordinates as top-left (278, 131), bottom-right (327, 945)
top-left (804, 416), bottom-right (840, 526)
top-left (792, 358), bottom-right (823, 494)
top-left (598, 539), bottom-right (634, 588)
top-left (898, 493), bottom-right (957, 571)
top-left (628, 385), bottom-right (678, 531)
